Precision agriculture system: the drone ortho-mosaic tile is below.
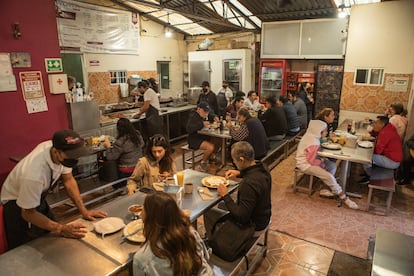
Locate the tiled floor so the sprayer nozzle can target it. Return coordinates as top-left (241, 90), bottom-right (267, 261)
top-left (176, 142), bottom-right (414, 275)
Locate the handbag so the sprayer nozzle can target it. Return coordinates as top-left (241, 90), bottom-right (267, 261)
top-left (209, 217), bottom-right (255, 262)
top-left (98, 159), bottom-right (119, 182)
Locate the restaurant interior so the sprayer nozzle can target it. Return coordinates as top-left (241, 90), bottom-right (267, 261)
top-left (1, 0), bottom-right (414, 275)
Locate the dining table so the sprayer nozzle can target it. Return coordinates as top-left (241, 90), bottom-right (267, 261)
top-left (198, 126), bottom-right (232, 169)
top-left (0, 169), bottom-right (238, 275)
top-left (318, 122), bottom-right (375, 198)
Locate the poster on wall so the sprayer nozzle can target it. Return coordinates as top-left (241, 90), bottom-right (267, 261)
top-left (56, 0), bottom-right (140, 55)
top-left (19, 71), bottom-right (45, 99)
top-left (384, 76), bottom-right (409, 92)
top-left (0, 52), bottom-right (17, 92)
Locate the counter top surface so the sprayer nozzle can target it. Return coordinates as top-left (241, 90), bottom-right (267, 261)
top-left (100, 104), bottom-right (195, 126)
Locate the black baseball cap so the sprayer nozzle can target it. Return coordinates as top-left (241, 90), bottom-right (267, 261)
top-left (197, 102), bottom-right (210, 112)
top-left (52, 129), bottom-right (90, 159)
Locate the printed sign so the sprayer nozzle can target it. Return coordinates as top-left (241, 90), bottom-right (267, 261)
top-left (19, 71), bottom-right (45, 99)
top-left (384, 76), bottom-right (409, 92)
top-left (45, 58), bottom-right (63, 72)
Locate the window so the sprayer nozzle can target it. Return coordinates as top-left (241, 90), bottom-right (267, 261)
top-left (157, 61), bottom-right (170, 90)
top-left (354, 68), bottom-right (384, 85)
top-left (109, 70), bottom-right (127, 84)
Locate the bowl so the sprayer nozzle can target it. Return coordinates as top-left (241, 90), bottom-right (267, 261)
top-left (128, 204), bottom-right (143, 216)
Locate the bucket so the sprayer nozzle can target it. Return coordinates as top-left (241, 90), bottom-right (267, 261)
top-left (120, 83), bottom-right (129, 98)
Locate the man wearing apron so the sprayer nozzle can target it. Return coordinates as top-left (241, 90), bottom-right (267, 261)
top-left (133, 81), bottom-right (164, 138)
top-left (1, 130), bottom-right (108, 249)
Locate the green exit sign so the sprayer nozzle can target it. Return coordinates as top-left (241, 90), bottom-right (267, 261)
top-left (45, 58), bottom-right (63, 73)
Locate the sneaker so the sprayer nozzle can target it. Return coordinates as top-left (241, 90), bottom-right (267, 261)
top-left (344, 197), bottom-right (359, 210)
top-left (319, 189), bottom-right (335, 198)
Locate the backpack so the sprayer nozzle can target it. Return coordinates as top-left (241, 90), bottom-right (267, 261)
top-left (217, 91), bottom-right (227, 117)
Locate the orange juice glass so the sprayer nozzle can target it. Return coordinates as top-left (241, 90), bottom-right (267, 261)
top-left (176, 171), bottom-right (185, 186)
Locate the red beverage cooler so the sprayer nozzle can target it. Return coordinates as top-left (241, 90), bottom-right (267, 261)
top-left (258, 59), bottom-right (290, 103)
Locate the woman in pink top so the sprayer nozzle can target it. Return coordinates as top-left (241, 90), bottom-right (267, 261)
top-left (386, 103), bottom-right (408, 139)
top-left (296, 120), bottom-right (358, 210)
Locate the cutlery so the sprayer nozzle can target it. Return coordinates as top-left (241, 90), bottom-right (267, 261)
top-left (121, 227), bottom-right (143, 242)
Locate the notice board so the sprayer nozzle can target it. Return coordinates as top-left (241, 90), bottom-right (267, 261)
top-left (56, 0), bottom-right (140, 55)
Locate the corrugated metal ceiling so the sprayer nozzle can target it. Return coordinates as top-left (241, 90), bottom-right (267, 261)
top-left (74, 0), bottom-right (383, 36)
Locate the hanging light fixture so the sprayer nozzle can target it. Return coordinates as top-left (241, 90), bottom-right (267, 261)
top-left (164, 13), bottom-right (173, 38)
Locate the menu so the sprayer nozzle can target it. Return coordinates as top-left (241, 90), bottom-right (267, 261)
top-left (56, 0), bottom-right (139, 55)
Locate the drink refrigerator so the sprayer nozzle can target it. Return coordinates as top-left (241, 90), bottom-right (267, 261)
top-left (258, 59), bottom-right (290, 102)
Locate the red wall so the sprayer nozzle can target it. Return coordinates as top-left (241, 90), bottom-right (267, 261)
top-left (0, 1), bottom-right (69, 181)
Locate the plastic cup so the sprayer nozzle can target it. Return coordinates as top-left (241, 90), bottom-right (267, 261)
top-left (176, 171), bottom-right (185, 186)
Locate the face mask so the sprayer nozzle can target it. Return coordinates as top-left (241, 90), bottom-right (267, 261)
top-left (61, 159), bottom-right (78, 168)
top-left (223, 85), bottom-right (228, 88)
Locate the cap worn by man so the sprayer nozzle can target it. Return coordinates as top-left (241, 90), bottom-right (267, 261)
top-left (198, 102), bottom-right (210, 112)
top-left (52, 129), bottom-right (90, 159)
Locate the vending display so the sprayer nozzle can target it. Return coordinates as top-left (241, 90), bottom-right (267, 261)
top-left (258, 59), bottom-right (290, 102)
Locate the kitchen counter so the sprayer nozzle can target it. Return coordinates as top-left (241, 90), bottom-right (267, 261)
top-left (100, 104), bottom-right (196, 126)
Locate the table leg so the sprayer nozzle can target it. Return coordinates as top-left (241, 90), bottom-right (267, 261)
top-left (340, 160), bottom-right (362, 199)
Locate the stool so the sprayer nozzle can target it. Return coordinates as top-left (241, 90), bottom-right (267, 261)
top-left (181, 144), bottom-right (203, 169)
top-left (293, 168), bottom-right (314, 195)
top-left (366, 178), bottom-right (395, 215)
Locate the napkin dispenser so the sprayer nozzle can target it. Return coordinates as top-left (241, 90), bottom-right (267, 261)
top-left (164, 185), bottom-right (183, 205)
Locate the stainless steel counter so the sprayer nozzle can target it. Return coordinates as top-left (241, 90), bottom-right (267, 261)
top-left (0, 234), bottom-right (119, 276)
top-left (100, 104), bottom-right (196, 127)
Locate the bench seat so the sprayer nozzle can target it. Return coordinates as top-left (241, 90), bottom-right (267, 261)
top-left (47, 175), bottom-right (127, 215)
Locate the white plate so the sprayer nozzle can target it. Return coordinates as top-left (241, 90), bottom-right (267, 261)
top-left (321, 142), bottom-right (342, 150)
top-left (201, 176), bottom-right (229, 189)
top-left (123, 219), bottom-right (145, 243)
top-left (93, 217), bottom-right (125, 237)
top-left (357, 140), bottom-right (374, 148)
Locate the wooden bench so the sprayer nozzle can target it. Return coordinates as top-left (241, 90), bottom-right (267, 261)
top-left (293, 167), bottom-right (315, 195)
top-left (261, 139), bottom-right (289, 170)
top-left (284, 130), bottom-right (305, 158)
top-left (366, 178), bottom-right (395, 215)
top-left (181, 144), bottom-right (204, 169)
top-left (209, 225), bottom-right (270, 275)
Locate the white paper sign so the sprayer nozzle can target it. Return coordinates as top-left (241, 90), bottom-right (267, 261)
top-left (26, 98), bottom-right (49, 114)
top-left (56, 0), bottom-right (139, 55)
top-left (384, 76), bottom-right (409, 92)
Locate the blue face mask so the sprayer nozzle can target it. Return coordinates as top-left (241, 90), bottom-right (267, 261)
top-left (61, 159), bottom-right (78, 168)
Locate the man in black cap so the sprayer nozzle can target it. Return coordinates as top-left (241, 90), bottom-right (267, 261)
top-left (1, 129), bottom-right (108, 249)
top-left (186, 103), bottom-right (218, 171)
top-left (197, 81), bottom-right (219, 119)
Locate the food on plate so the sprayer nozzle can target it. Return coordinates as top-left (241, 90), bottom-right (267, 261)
top-left (357, 140), bottom-right (374, 148)
top-left (321, 142), bottom-right (341, 150)
top-left (128, 204), bottom-right (143, 215)
top-left (123, 219), bottom-right (145, 242)
top-left (201, 176), bottom-right (229, 188)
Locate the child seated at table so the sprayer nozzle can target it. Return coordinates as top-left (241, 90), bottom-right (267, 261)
top-left (296, 120), bottom-right (359, 209)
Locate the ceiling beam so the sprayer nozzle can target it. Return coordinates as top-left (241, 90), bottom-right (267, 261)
top-left (224, 0), bottom-right (260, 30)
top-left (126, 0), bottom-right (251, 31)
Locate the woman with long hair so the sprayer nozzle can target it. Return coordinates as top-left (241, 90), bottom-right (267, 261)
top-left (127, 134), bottom-right (176, 194)
top-left (133, 192), bottom-right (212, 275)
top-left (103, 118), bottom-right (144, 186)
top-left (315, 107), bottom-right (336, 138)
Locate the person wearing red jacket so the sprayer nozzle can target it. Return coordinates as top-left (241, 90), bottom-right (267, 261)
top-left (362, 116), bottom-right (403, 181)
